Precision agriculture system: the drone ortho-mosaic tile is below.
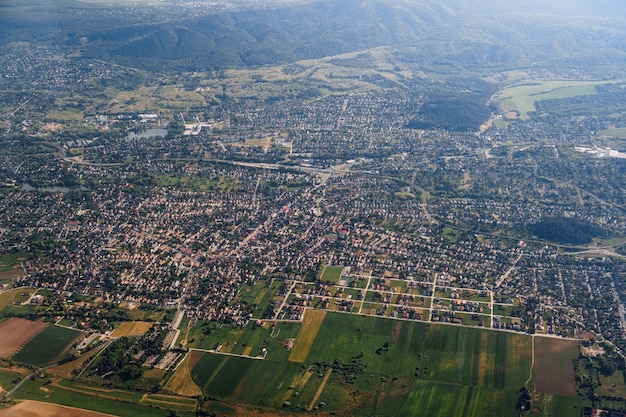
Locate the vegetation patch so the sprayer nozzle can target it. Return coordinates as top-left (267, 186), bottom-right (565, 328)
top-left (530, 216), bottom-right (607, 245)
top-left (48, 343), bottom-right (108, 379)
top-left (140, 393), bottom-right (197, 411)
top-left (599, 128), bottom-right (626, 138)
top-left (111, 321), bottom-right (154, 337)
top-left (13, 379), bottom-right (172, 417)
top-left (497, 81), bottom-right (604, 120)
top-left (12, 325), bottom-right (82, 367)
top-left (424, 324), bottom-right (530, 389)
top-left (320, 265), bottom-right (343, 284)
top-left (0, 288), bottom-right (37, 312)
top-left (400, 380), bottom-right (520, 417)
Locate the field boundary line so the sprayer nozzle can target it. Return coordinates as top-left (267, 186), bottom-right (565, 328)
top-left (308, 368), bottom-right (332, 411)
top-left (525, 334), bottom-right (535, 389)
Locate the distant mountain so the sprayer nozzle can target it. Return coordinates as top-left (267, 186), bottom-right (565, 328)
top-left (4, 0), bottom-right (626, 76)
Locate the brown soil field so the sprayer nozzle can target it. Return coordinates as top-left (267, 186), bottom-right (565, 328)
top-left (0, 318), bottom-right (47, 358)
top-left (0, 400), bottom-right (116, 417)
top-left (0, 268), bottom-right (23, 280)
top-left (164, 353), bottom-right (203, 397)
top-left (110, 321), bottom-right (153, 337)
top-left (533, 337), bottom-right (578, 396)
top-left (288, 310), bottom-right (326, 363)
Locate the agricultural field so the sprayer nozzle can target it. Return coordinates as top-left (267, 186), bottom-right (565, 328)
top-left (424, 325), bottom-right (531, 389)
top-left (533, 337), bottom-right (578, 396)
top-left (140, 393), bottom-right (197, 412)
top-left (12, 325), bottom-right (82, 367)
top-left (190, 353), bottom-right (306, 407)
top-left (12, 380), bottom-right (183, 417)
top-left (110, 321), bottom-right (154, 337)
top-left (0, 318), bottom-right (48, 358)
top-left (399, 380), bottom-right (521, 417)
top-left (163, 353), bottom-right (203, 397)
top-left (288, 309), bottom-right (326, 362)
top-left (497, 81), bottom-right (605, 120)
top-left (184, 312), bottom-right (554, 415)
top-left (0, 400), bottom-right (119, 417)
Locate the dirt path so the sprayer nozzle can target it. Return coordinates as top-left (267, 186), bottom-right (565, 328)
top-left (525, 335), bottom-right (535, 389)
top-left (308, 368), bottom-right (333, 411)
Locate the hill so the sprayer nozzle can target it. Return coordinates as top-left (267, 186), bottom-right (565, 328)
top-left (3, 0), bottom-right (626, 76)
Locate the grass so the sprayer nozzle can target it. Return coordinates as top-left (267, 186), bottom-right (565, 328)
top-left (0, 368), bottom-right (24, 392)
top-left (185, 314), bottom-right (567, 415)
top-left (164, 353), bottom-right (203, 397)
top-left (191, 352), bottom-right (313, 408)
top-left (110, 321), bottom-right (154, 337)
top-left (536, 393), bottom-right (584, 417)
top-left (498, 81), bottom-right (606, 120)
top-left (13, 379), bottom-right (182, 417)
top-left (400, 380), bottom-right (522, 417)
top-left (599, 370), bottom-right (626, 398)
top-left (105, 85), bottom-right (208, 117)
top-left (0, 253), bottom-right (26, 272)
top-left (48, 343), bottom-right (108, 378)
top-left (12, 325), bottom-right (82, 367)
top-left (599, 128), bottom-right (626, 138)
top-left (306, 313), bottom-right (428, 378)
top-left (56, 379), bottom-right (144, 402)
top-left (320, 265), bottom-right (343, 283)
top-left (0, 287), bottom-right (36, 311)
top-left (140, 393), bottom-right (197, 411)
top-left (424, 325), bottom-right (530, 389)
top-left (288, 310), bottom-right (327, 363)
top-left (127, 306), bottom-right (170, 322)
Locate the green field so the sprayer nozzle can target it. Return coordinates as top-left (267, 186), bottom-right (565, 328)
top-left (599, 128), bottom-right (626, 138)
top-left (13, 379), bottom-right (191, 417)
top-left (0, 287), bottom-right (37, 312)
top-left (12, 325), bottom-right (82, 367)
top-left (0, 253), bottom-right (26, 272)
top-left (499, 81), bottom-right (605, 120)
top-left (191, 353), bottom-right (307, 406)
top-left (424, 324), bottom-right (531, 389)
top-left (399, 380), bottom-right (520, 417)
top-left (189, 312), bottom-right (538, 414)
top-left (320, 265), bottom-right (343, 283)
top-left (0, 369), bottom-right (24, 392)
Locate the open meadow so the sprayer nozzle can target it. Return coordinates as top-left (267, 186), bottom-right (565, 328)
top-left (497, 81), bottom-right (606, 120)
top-left (110, 321), bottom-right (154, 337)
